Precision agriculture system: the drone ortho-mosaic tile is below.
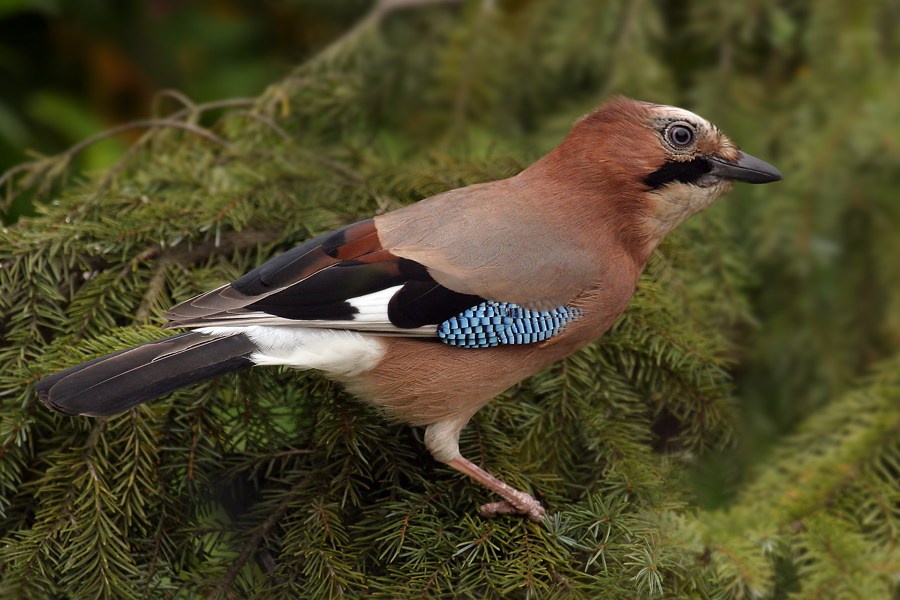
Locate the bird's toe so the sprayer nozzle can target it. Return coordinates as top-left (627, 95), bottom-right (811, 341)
top-left (478, 495), bottom-right (546, 522)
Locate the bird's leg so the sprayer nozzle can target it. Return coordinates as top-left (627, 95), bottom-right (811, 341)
top-left (445, 456), bottom-right (546, 522)
top-left (425, 420), bottom-right (546, 522)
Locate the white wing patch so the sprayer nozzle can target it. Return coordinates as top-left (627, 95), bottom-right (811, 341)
top-left (175, 285), bottom-right (435, 336)
top-left (346, 285), bottom-right (401, 322)
top-left (197, 326), bottom-right (386, 377)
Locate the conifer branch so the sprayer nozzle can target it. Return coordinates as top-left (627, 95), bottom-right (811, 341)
top-left (208, 477), bottom-right (311, 598)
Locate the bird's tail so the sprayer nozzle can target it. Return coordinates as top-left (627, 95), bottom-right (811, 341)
top-left (35, 331), bottom-right (257, 417)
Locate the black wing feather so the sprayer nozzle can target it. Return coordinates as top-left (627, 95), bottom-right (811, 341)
top-left (165, 217), bottom-right (485, 331)
top-left (388, 282), bottom-right (483, 328)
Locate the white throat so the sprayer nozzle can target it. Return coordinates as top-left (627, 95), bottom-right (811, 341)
top-left (641, 180), bottom-right (732, 246)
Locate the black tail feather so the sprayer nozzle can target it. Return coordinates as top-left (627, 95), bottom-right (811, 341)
top-left (35, 332), bottom-right (257, 417)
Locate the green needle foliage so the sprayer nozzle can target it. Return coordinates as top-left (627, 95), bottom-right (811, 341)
top-left (1, 1), bottom-right (899, 597)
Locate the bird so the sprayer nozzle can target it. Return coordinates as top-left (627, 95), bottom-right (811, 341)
top-left (35, 97), bottom-right (782, 522)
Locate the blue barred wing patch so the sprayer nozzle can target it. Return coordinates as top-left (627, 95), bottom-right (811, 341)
top-left (437, 301), bottom-right (582, 348)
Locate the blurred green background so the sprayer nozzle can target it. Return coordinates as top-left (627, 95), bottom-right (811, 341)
top-left (0, 0), bottom-right (368, 221)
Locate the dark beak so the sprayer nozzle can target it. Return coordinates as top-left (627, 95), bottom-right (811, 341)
top-left (708, 150), bottom-right (783, 184)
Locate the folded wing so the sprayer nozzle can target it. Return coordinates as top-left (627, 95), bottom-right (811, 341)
top-left (164, 218), bottom-right (484, 336)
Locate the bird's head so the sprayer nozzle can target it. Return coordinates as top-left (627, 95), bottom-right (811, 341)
top-left (634, 101), bottom-right (782, 241)
top-left (549, 97), bottom-right (782, 256)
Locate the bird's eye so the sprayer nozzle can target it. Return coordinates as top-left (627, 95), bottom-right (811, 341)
top-left (667, 124), bottom-right (695, 148)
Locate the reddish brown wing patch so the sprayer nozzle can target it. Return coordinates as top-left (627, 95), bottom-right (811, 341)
top-left (323, 219), bottom-right (383, 259)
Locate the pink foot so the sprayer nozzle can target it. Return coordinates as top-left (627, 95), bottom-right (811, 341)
top-left (444, 456), bottom-right (548, 522)
top-left (479, 495), bottom-right (546, 522)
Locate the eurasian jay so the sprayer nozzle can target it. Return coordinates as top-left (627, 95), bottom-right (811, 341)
top-left (35, 97), bottom-right (782, 521)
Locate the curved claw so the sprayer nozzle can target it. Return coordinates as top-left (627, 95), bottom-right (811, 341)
top-left (479, 498), bottom-right (546, 522)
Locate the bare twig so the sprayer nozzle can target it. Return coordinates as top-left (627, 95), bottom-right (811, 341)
top-left (166, 97), bottom-right (258, 121)
top-left (0, 163), bottom-right (35, 196)
top-left (152, 89), bottom-right (197, 117)
top-left (64, 118), bottom-right (233, 156)
top-left (97, 97), bottom-right (258, 188)
top-left (228, 110), bottom-right (292, 141)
